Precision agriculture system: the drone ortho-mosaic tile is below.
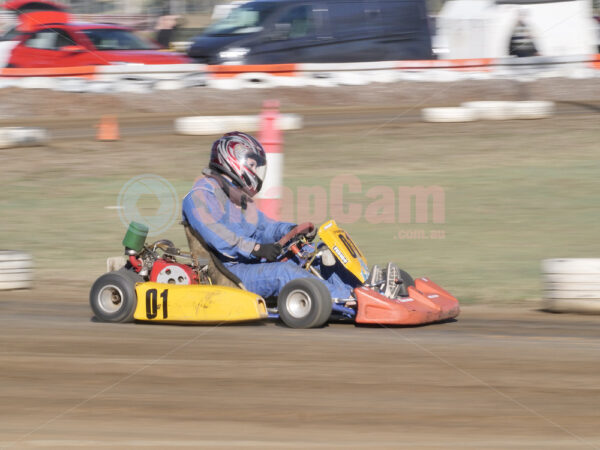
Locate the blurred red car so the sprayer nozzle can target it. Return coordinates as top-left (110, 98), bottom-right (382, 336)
top-left (7, 23), bottom-right (190, 68)
top-left (1, 0), bottom-right (70, 42)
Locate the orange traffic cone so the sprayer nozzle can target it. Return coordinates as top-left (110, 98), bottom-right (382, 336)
top-left (96, 115), bottom-right (120, 141)
top-left (256, 99), bottom-right (283, 220)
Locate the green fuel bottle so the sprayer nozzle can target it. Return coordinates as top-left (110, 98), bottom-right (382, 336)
top-left (122, 221), bottom-right (149, 253)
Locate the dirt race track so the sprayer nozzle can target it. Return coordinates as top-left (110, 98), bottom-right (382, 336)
top-left (1, 78), bottom-right (600, 448)
top-left (1, 286), bottom-right (599, 449)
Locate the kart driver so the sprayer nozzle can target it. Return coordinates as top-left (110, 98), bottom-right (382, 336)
top-left (182, 131), bottom-right (360, 300)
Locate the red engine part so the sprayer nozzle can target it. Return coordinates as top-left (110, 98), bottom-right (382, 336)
top-left (149, 259), bottom-right (198, 285)
top-left (128, 255), bottom-right (143, 272)
top-left (354, 277), bottom-right (460, 325)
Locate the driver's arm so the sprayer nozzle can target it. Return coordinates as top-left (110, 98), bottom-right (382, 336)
top-left (255, 208), bottom-right (296, 243)
top-left (182, 188), bottom-right (256, 260)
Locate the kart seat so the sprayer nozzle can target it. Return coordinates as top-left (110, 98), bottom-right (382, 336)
top-left (182, 222), bottom-right (246, 290)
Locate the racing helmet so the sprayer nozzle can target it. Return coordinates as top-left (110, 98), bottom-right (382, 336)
top-left (209, 131), bottom-right (267, 197)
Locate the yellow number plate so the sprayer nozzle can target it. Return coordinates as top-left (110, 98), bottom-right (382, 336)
top-left (133, 282), bottom-right (267, 323)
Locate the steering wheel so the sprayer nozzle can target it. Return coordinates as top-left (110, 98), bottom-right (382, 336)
top-left (277, 222), bottom-right (315, 259)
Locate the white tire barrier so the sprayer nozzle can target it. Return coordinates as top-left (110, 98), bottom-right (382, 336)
top-left (565, 68), bottom-right (597, 80)
top-left (277, 114), bottom-right (303, 130)
top-left (544, 299), bottom-right (600, 314)
top-left (0, 281), bottom-right (32, 290)
top-left (545, 283), bottom-right (600, 292)
top-left (421, 107), bottom-right (478, 123)
top-left (206, 78), bottom-right (244, 90)
top-left (445, 100), bottom-right (556, 122)
top-left (0, 251), bottom-right (33, 291)
top-left (421, 70), bottom-right (463, 83)
top-left (465, 72), bottom-right (493, 81)
top-left (0, 259), bottom-right (34, 270)
top-left (543, 273), bottom-right (600, 283)
top-left (0, 79), bottom-right (18, 89)
top-left (84, 81), bottom-right (115, 94)
top-left (175, 114), bottom-right (303, 136)
top-left (154, 79), bottom-right (184, 91)
top-left (55, 77), bottom-right (89, 93)
top-left (0, 54), bottom-right (598, 93)
top-left (19, 77), bottom-right (57, 90)
top-left (0, 272), bottom-right (32, 282)
top-left (274, 76), bottom-right (311, 87)
top-left (180, 72), bottom-right (207, 88)
top-left (303, 74), bottom-right (339, 88)
top-left (114, 78), bottom-right (155, 94)
top-left (461, 101), bottom-right (515, 120)
top-left (542, 258), bottom-right (600, 313)
top-left (175, 115), bottom-right (258, 135)
top-left (336, 72), bottom-right (369, 86)
top-left (509, 101), bottom-right (555, 120)
top-left (543, 258), bottom-right (600, 274)
top-left (0, 127), bottom-right (48, 149)
top-left (236, 72), bottom-right (279, 89)
top-left (367, 70), bottom-right (401, 84)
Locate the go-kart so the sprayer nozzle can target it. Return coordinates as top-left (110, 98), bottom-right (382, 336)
top-left (90, 220), bottom-right (459, 328)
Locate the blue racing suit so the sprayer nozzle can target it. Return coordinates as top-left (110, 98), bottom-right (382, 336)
top-left (182, 174), bottom-right (355, 299)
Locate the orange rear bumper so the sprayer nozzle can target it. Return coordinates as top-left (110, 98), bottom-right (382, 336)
top-left (355, 277), bottom-right (460, 325)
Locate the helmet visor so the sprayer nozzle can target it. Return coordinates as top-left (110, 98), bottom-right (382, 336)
top-left (239, 150), bottom-right (266, 182)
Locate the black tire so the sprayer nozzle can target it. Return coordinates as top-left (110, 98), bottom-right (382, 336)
top-left (89, 269), bottom-right (142, 323)
top-left (116, 266), bottom-right (144, 282)
top-left (398, 269), bottom-right (415, 297)
top-left (277, 278), bottom-right (332, 328)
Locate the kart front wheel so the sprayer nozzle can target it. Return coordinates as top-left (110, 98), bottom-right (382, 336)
top-left (277, 278), bottom-right (332, 328)
top-left (89, 269), bottom-right (142, 323)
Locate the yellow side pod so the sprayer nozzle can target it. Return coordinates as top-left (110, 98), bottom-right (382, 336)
top-left (133, 282), bottom-right (268, 323)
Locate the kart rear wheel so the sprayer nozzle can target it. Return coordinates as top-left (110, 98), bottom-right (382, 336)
top-left (277, 278), bottom-right (332, 328)
top-left (90, 269), bottom-right (142, 323)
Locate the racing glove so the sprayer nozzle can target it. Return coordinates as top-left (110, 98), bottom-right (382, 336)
top-left (251, 243), bottom-right (282, 262)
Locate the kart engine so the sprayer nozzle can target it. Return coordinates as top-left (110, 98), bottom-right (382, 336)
top-left (122, 221), bottom-right (201, 285)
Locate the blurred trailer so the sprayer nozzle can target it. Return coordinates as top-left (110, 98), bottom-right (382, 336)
top-left (437, 0), bottom-right (597, 58)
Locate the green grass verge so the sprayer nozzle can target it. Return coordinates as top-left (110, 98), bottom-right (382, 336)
top-left (2, 114), bottom-right (599, 304)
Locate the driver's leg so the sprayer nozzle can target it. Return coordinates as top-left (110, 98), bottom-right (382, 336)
top-left (227, 260), bottom-right (354, 299)
top-left (227, 260), bottom-right (315, 298)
